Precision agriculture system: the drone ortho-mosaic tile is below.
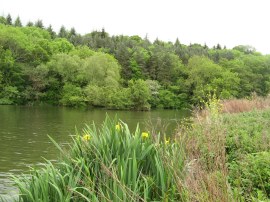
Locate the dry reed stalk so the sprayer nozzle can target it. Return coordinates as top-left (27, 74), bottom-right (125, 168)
top-left (176, 111), bottom-right (232, 202)
top-left (222, 97), bottom-right (270, 114)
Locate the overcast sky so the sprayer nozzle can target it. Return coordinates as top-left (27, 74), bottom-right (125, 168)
top-left (1, 0), bottom-right (270, 54)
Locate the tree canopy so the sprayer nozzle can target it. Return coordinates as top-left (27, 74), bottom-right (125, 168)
top-left (1, 14), bottom-right (270, 110)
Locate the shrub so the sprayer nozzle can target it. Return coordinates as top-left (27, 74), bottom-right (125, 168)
top-left (229, 152), bottom-right (270, 200)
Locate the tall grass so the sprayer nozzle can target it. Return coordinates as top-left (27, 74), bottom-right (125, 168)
top-left (222, 95), bottom-right (270, 114)
top-left (175, 95), bottom-right (231, 202)
top-left (13, 117), bottom-right (186, 201)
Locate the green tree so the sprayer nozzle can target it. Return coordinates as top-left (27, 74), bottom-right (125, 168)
top-left (84, 85), bottom-right (104, 107)
top-left (69, 46), bottom-right (95, 59)
top-left (129, 47), bottom-right (150, 79)
top-left (128, 79), bottom-right (150, 110)
top-left (148, 48), bottom-right (184, 86)
top-left (0, 86), bottom-right (20, 104)
top-left (146, 80), bottom-right (160, 108)
top-left (46, 24), bottom-right (56, 39)
top-left (26, 21), bottom-right (34, 27)
top-left (34, 19), bottom-right (44, 29)
top-left (60, 83), bottom-right (85, 107)
top-left (14, 16), bottom-right (22, 27)
top-left (233, 45), bottom-right (256, 54)
top-left (51, 38), bottom-right (74, 54)
top-left (82, 52), bottom-right (121, 87)
top-left (24, 64), bottom-right (49, 101)
top-left (46, 54), bottom-right (82, 85)
top-left (0, 16), bottom-right (7, 25)
top-left (58, 25), bottom-right (68, 38)
top-left (186, 56), bottom-right (240, 103)
top-left (6, 14), bottom-right (12, 25)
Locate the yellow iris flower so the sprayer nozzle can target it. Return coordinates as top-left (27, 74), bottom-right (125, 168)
top-left (141, 132), bottom-right (149, 139)
top-left (83, 134), bottom-right (91, 141)
top-left (115, 124), bottom-right (121, 131)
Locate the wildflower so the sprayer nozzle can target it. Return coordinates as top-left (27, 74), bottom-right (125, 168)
top-left (115, 123), bottom-right (121, 131)
top-left (83, 134), bottom-right (91, 141)
top-left (141, 132), bottom-right (149, 139)
top-left (165, 139), bottom-right (170, 145)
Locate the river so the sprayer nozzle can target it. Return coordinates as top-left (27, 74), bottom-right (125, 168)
top-left (0, 105), bottom-right (189, 200)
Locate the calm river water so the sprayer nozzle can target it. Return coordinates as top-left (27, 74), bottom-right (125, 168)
top-left (0, 105), bottom-right (189, 200)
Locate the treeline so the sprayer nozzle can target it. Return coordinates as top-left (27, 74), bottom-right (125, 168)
top-left (1, 14), bottom-right (270, 110)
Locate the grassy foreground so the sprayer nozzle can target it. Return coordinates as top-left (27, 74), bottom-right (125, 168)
top-left (12, 99), bottom-right (270, 201)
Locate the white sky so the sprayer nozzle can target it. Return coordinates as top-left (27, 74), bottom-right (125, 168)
top-left (1, 0), bottom-right (270, 54)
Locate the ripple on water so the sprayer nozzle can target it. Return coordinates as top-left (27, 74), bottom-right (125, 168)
top-left (0, 173), bottom-right (19, 199)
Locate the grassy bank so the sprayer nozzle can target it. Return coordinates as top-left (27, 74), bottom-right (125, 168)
top-left (181, 97), bottom-right (270, 201)
top-left (12, 99), bottom-right (270, 201)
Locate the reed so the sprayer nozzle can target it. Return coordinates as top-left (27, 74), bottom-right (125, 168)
top-left (13, 117), bottom-right (185, 201)
top-left (221, 96), bottom-right (270, 114)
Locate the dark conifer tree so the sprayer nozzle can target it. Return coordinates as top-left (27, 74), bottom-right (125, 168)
top-left (35, 19), bottom-right (44, 29)
top-left (174, 38), bottom-right (181, 47)
top-left (47, 24), bottom-right (56, 39)
top-left (203, 43), bottom-right (208, 49)
top-left (216, 43), bottom-right (222, 50)
top-left (69, 27), bottom-right (76, 37)
top-left (6, 14), bottom-right (12, 25)
top-left (14, 16), bottom-right (22, 27)
top-left (58, 25), bottom-right (68, 38)
top-left (26, 21), bottom-right (34, 26)
top-left (101, 28), bottom-right (106, 38)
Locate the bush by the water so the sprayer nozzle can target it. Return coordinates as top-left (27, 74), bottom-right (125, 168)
top-left (222, 110), bottom-right (270, 201)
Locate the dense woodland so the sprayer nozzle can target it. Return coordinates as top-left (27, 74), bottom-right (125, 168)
top-left (1, 14), bottom-right (270, 110)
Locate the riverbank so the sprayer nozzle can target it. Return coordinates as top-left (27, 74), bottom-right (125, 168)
top-left (11, 99), bottom-right (270, 201)
top-left (180, 97), bottom-right (270, 201)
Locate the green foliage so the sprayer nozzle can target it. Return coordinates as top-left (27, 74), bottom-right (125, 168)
top-left (1, 14), bottom-right (270, 110)
top-left (34, 19), bottom-right (44, 29)
top-left (58, 25), bottom-right (68, 38)
top-left (6, 14), bottom-right (12, 25)
top-left (229, 152), bottom-right (270, 200)
top-left (0, 86), bottom-right (20, 104)
top-left (46, 53), bottom-right (83, 84)
top-left (129, 47), bottom-right (150, 79)
top-left (0, 16), bottom-right (7, 25)
top-left (221, 109), bottom-right (270, 201)
top-left (148, 48), bottom-right (184, 86)
top-left (224, 110), bottom-right (270, 162)
top-left (158, 89), bottom-right (185, 109)
top-left (23, 64), bottom-right (49, 101)
top-left (51, 38), bottom-right (74, 54)
top-left (60, 83), bottom-right (85, 107)
top-left (233, 45), bottom-right (256, 54)
top-left (40, 52), bottom-right (123, 108)
top-left (128, 79), bottom-right (151, 110)
top-left (14, 16), bottom-right (22, 27)
top-left (46, 24), bottom-right (56, 39)
top-left (186, 56), bottom-right (240, 103)
top-left (146, 80), bottom-right (160, 108)
top-left (82, 52), bottom-right (121, 87)
top-left (69, 46), bottom-right (95, 59)
top-left (84, 85), bottom-right (132, 109)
